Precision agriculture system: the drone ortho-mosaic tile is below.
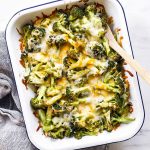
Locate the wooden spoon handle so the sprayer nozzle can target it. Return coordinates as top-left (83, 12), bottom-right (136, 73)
top-left (109, 40), bottom-right (150, 85)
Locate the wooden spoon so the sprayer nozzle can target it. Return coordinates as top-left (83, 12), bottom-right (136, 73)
top-left (105, 26), bottom-right (150, 85)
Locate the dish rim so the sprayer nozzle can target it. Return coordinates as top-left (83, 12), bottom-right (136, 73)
top-left (5, 0), bottom-right (145, 149)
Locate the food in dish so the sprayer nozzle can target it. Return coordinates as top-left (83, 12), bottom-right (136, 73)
top-left (20, 3), bottom-right (134, 139)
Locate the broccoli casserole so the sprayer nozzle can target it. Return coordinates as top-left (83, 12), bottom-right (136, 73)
top-left (20, 3), bottom-right (134, 139)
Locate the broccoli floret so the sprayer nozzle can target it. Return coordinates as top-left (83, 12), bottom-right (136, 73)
top-left (86, 42), bottom-right (106, 59)
top-left (74, 77), bottom-right (88, 87)
top-left (63, 57), bottom-right (75, 68)
top-left (27, 70), bottom-right (48, 85)
top-left (46, 35), bottom-right (55, 46)
top-left (56, 10), bottom-right (68, 26)
top-left (100, 12), bottom-right (108, 29)
top-left (45, 106), bottom-right (52, 126)
top-left (46, 87), bottom-right (60, 96)
top-left (52, 103), bottom-right (62, 111)
top-left (112, 117), bottom-right (135, 124)
top-left (66, 86), bottom-right (91, 101)
top-left (92, 44), bottom-right (106, 59)
top-left (67, 47), bottom-right (79, 60)
top-left (23, 24), bottom-right (34, 35)
top-left (63, 57), bottom-right (70, 68)
top-left (102, 111), bottom-right (113, 132)
top-left (107, 60), bottom-right (116, 69)
top-left (69, 20), bottom-right (85, 33)
top-left (64, 127), bottom-right (72, 137)
top-left (96, 75), bottom-right (125, 94)
top-left (52, 22), bottom-right (62, 32)
top-left (47, 34), bottom-right (67, 48)
top-left (115, 77), bottom-right (125, 94)
top-left (70, 123), bottom-right (97, 139)
top-left (30, 86), bottom-right (47, 109)
top-left (49, 127), bottom-right (65, 139)
top-left (31, 28), bottom-right (45, 38)
top-left (22, 24), bottom-right (34, 51)
top-left (85, 4), bottom-right (97, 17)
top-left (44, 94), bottom-right (62, 106)
top-left (26, 27), bottom-right (45, 52)
top-left (56, 38), bottom-right (66, 47)
top-left (53, 22), bottom-right (74, 39)
top-left (103, 67), bottom-right (119, 83)
top-left (48, 126), bottom-right (72, 139)
top-left (31, 97), bottom-right (44, 109)
top-left (66, 86), bottom-right (75, 101)
top-left (103, 63), bottom-right (125, 94)
top-left (75, 33), bottom-right (86, 41)
top-left (67, 69), bottom-right (89, 81)
top-left (47, 61), bottom-right (63, 78)
top-left (55, 35), bottom-right (67, 48)
top-left (69, 6), bottom-right (84, 21)
top-left (102, 37), bottom-right (111, 56)
top-left (37, 109), bottom-right (46, 123)
top-left (41, 18), bottom-right (51, 27)
top-left (85, 119), bottom-right (101, 132)
top-left (108, 77), bottom-right (125, 94)
top-left (108, 49), bottom-right (122, 62)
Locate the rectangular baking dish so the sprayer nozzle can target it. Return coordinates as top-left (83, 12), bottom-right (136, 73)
top-left (5, 0), bottom-right (145, 149)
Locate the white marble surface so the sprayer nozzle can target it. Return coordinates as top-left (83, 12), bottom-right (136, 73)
top-left (0, 0), bottom-right (150, 150)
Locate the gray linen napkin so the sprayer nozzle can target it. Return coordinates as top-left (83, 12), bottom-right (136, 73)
top-left (0, 31), bottom-right (108, 150)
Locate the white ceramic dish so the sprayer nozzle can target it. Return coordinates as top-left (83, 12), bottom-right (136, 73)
top-left (5, 0), bottom-right (145, 149)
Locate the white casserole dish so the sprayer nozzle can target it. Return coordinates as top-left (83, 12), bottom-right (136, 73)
top-left (5, 0), bottom-right (145, 149)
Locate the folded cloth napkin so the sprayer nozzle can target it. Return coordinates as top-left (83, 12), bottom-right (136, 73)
top-left (0, 31), bottom-right (109, 150)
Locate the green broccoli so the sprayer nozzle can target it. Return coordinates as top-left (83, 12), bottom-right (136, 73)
top-left (102, 111), bottom-right (113, 132)
top-left (23, 24), bottom-right (34, 35)
top-left (74, 77), bottom-right (88, 87)
top-left (52, 103), bottom-right (62, 111)
top-left (69, 20), bottom-right (85, 33)
top-left (69, 6), bottom-right (84, 21)
top-left (37, 109), bottom-right (46, 123)
top-left (67, 47), bottom-right (79, 60)
top-left (85, 4), bottom-right (97, 17)
top-left (63, 57), bottom-right (75, 68)
top-left (87, 42), bottom-right (106, 59)
top-left (44, 94), bottom-right (62, 106)
top-left (22, 24), bottom-right (34, 51)
top-left (112, 117), bottom-right (135, 124)
top-left (103, 67), bottom-right (119, 83)
top-left (27, 71), bottom-right (48, 85)
top-left (53, 22), bottom-right (74, 39)
top-left (67, 69), bottom-right (89, 81)
top-left (41, 18), bottom-right (51, 27)
top-left (95, 76), bottom-right (125, 94)
top-left (108, 49), bottom-right (122, 62)
top-left (66, 86), bottom-right (91, 101)
top-left (49, 127), bottom-right (65, 139)
top-left (30, 86), bottom-right (47, 109)
top-left (31, 27), bottom-right (45, 38)
top-left (45, 106), bottom-right (52, 126)
top-left (47, 34), bottom-right (67, 48)
top-left (46, 35), bottom-right (55, 46)
top-left (46, 87), bottom-right (60, 97)
top-left (56, 10), bottom-right (68, 26)
top-left (26, 27), bottom-right (45, 52)
top-left (55, 35), bottom-right (67, 48)
top-left (70, 123), bottom-right (97, 139)
top-left (92, 44), bottom-right (106, 59)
